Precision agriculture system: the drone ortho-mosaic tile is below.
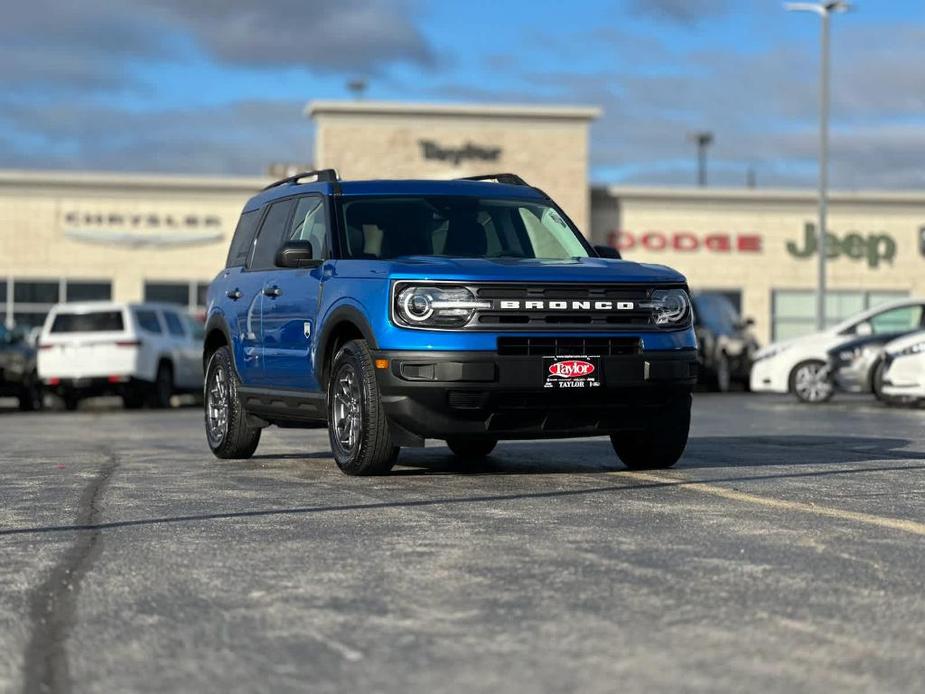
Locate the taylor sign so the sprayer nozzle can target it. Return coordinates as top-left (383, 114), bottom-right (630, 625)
top-left (787, 223), bottom-right (896, 268)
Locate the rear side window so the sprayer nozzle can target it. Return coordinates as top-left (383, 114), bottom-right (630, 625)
top-left (226, 210), bottom-right (262, 267)
top-left (250, 199), bottom-right (296, 271)
top-left (135, 309), bottom-right (163, 334)
top-left (163, 311), bottom-right (186, 337)
top-left (50, 311), bottom-right (124, 333)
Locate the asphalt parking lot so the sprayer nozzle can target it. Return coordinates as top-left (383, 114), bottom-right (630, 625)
top-left (1, 394), bottom-right (924, 694)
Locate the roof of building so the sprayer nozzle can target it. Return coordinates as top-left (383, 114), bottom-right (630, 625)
top-left (596, 184), bottom-right (925, 206)
top-left (306, 100), bottom-right (601, 121)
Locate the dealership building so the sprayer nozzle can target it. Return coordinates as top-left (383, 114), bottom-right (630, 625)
top-left (2, 100), bottom-right (923, 344)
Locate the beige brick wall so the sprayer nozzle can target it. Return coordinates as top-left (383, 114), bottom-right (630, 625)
top-left (312, 106), bottom-right (595, 232)
top-left (590, 188), bottom-right (925, 344)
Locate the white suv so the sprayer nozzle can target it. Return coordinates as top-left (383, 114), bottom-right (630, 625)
top-left (37, 302), bottom-right (204, 410)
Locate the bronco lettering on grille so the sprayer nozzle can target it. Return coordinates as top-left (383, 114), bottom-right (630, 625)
top-left (497, 300), bottom-right (635, 311)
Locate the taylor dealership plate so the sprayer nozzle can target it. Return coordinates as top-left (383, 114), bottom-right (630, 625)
top-left (543, 355), bottom-right (601, 389)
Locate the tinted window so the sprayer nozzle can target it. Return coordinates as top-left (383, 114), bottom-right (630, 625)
top-left (226, 210), bottom-right (262, 267)
top-left (51, 311), bottom-right (124, 333)
top-left (341, 197), bottom-right (588, 260)
top-left (250, 199), bottom-right (296, 270)
top-left (14, 281), bottom-right (59, 304)
top-left (163, 311), bottom-right (186, 337)
top-left (288, 196), bottom-right (327, 260)
top-left (145, 282), bottom-right (188, 306)
top-left (66, 281), bottom-right (111, 302)
top-left (867, 305), bottom-right (923, 334)
top-left (135, 309), bottom-right (163, 334)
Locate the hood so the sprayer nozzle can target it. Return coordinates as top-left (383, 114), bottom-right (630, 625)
top-left (885, 330), bottom-right (925, 356)
top-left (754, 328), bottom-right (841, 359)
top-left (382, 256), bottom-right (687, 284)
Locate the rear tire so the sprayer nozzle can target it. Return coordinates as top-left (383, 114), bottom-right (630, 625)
top-left (446, 437), bottom-right (497, 460)
top-left (148, 361), bottom-right (174, 409)
top-left (790, 360), bottom-right (833, 404)
top-left (327, 339), bottom-right (398, 476)
top-left (18, 373), bottom-right (43, 412)
top-left (204, 346), bottom-right (261, 459)
top-left (611, 393), bottom-right (691, 470)
top-left (122, 389), bottom-right (145, 410)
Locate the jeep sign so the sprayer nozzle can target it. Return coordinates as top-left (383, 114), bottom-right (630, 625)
top-left (787, 223), bottom-right (896, 268)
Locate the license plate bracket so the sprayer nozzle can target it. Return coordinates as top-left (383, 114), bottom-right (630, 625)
top-left (543, 355), bottom-right (602, 389)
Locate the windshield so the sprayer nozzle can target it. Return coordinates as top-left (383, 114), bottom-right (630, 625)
top-left (340, 196), bottom-right (590, 260)
top-left (694, 293), bottom-right (740, 334)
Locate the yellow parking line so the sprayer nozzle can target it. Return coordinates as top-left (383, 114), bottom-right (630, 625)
top-left (612, 470), bottom-right (925, 537)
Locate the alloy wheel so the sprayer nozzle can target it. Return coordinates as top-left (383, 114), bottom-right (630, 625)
top-left (794, 362), bottom-right (832, 403)
top-left (206, 364), bottom-right (229, 445)
top-left (332, 363), bottom-right (361, 456)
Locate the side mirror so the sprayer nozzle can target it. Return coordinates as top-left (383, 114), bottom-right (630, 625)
top-left (593, 244), bottom-right (622, 260)
top-left (275, 240), bottom-right (322, 269)
top-left (739, 317), bottom-right (755, 328)
top-left (855, 321), bottom-right (873, 337)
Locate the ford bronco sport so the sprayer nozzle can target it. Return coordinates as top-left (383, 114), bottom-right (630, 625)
top-left (204, 171), bottom-right (697, 475)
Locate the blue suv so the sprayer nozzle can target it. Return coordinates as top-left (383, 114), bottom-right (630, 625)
top-left (204, 170), bottom-right (697, 475)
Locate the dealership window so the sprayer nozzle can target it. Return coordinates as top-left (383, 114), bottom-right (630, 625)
top-left (66, 281), bottom-right (112, 302)
top-left (144, 281), bottom-right (210, 310)
top-left (772, 290), bottom-right (908, 341)
top-left (2, 278), bottom-right (113, 329)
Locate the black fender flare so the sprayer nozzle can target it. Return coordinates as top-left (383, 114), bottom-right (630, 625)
top-left (203, 313), bottom-right (234, 370)
top-left (315, 305), bottom-right (379, 387)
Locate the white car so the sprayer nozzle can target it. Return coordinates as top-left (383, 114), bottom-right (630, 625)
top-left (37, 301), bottom-right (204, 410)
top-left (880, 330), bottom-right (925, 402)
top-left (750, 299), bottom-right (925, 403)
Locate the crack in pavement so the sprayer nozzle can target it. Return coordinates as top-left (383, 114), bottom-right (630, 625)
top-left (21, 452), bottom-right (119, 694)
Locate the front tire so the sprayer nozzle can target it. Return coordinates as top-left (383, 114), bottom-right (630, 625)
top-left (611, 393), bottom-right (691, 470)
top-left (446, 437), bottom-right (497, 460)
top-left (327, 340), bottom-right (398, 476)
top-left (790, 360), bottom-right (833, 404)
top-left (205, 346), bottom-right (260, 459)
top-left (871, 359), bottom-right (888, 402)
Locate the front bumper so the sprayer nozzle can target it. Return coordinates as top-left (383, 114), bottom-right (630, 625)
top-left (372, 349), bottom-right (697, 439)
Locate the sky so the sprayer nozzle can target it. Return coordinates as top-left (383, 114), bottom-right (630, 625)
top-left (2, 0), bottom-right (924, 189)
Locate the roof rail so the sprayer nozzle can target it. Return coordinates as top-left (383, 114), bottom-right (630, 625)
top-left (458, 173), bottom-right (529, 186)
top-left (261, 169), bottom-right (339, 191)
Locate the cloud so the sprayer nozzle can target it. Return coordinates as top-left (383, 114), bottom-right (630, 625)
top-left (626, 0), bottom-right (730, 26)
top-left (0, 0), bottom-right (436, 92)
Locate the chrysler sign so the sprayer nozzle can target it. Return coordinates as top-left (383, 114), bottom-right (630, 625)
top-left (62, 210), bottom-right (225, 248)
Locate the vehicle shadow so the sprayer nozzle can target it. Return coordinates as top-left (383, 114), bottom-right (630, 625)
top-left (392, 435), bottom-right (921, 476)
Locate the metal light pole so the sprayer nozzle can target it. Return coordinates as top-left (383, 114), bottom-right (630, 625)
top-left (689, 131), bottom-right (714, 186)
top-left (785, 1), bottom-right (849, 331)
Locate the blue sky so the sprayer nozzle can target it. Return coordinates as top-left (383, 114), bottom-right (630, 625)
top-left (2, 0), bottom-right (924, 188)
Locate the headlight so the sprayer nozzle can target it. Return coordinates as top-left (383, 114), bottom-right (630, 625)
top-left (639, 288), bottom-right (692, 326)
top-left (897, 341), bottom-right (925, 357)
top-left (394, 285), bottom-right (491, 328)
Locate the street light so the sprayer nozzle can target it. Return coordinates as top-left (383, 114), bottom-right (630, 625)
top-left (784, 0), bottom-right (850, 331)
top-left (689, 131), bottom-right (714, 187)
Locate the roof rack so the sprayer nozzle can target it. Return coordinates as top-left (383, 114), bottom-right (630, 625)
top-left (458, 173), bottom-right (529, 186)
top-left (261, 169), bottom-right (339, 191)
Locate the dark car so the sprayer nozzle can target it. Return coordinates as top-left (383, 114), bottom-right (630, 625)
top-left (826, 330), bottom-right (914, 401)
top-left (692, 292), bottom-right (759, 392)
top-left (0, 323), bottom-right (43, 411)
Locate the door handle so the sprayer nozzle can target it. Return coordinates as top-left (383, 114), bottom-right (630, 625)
top-left (263, 285), bottom-right (282, 298)
top-left (226, 288), bottom-right (242, 301)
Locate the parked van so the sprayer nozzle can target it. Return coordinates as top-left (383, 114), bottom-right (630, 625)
top-left (37, 302), bottom-right (204, 410)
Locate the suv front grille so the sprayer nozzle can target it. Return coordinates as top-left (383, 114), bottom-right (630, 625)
top-left (470, 283), bottom-right (664, 331)
top-left (497, 336), bottom-right (641, 357)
